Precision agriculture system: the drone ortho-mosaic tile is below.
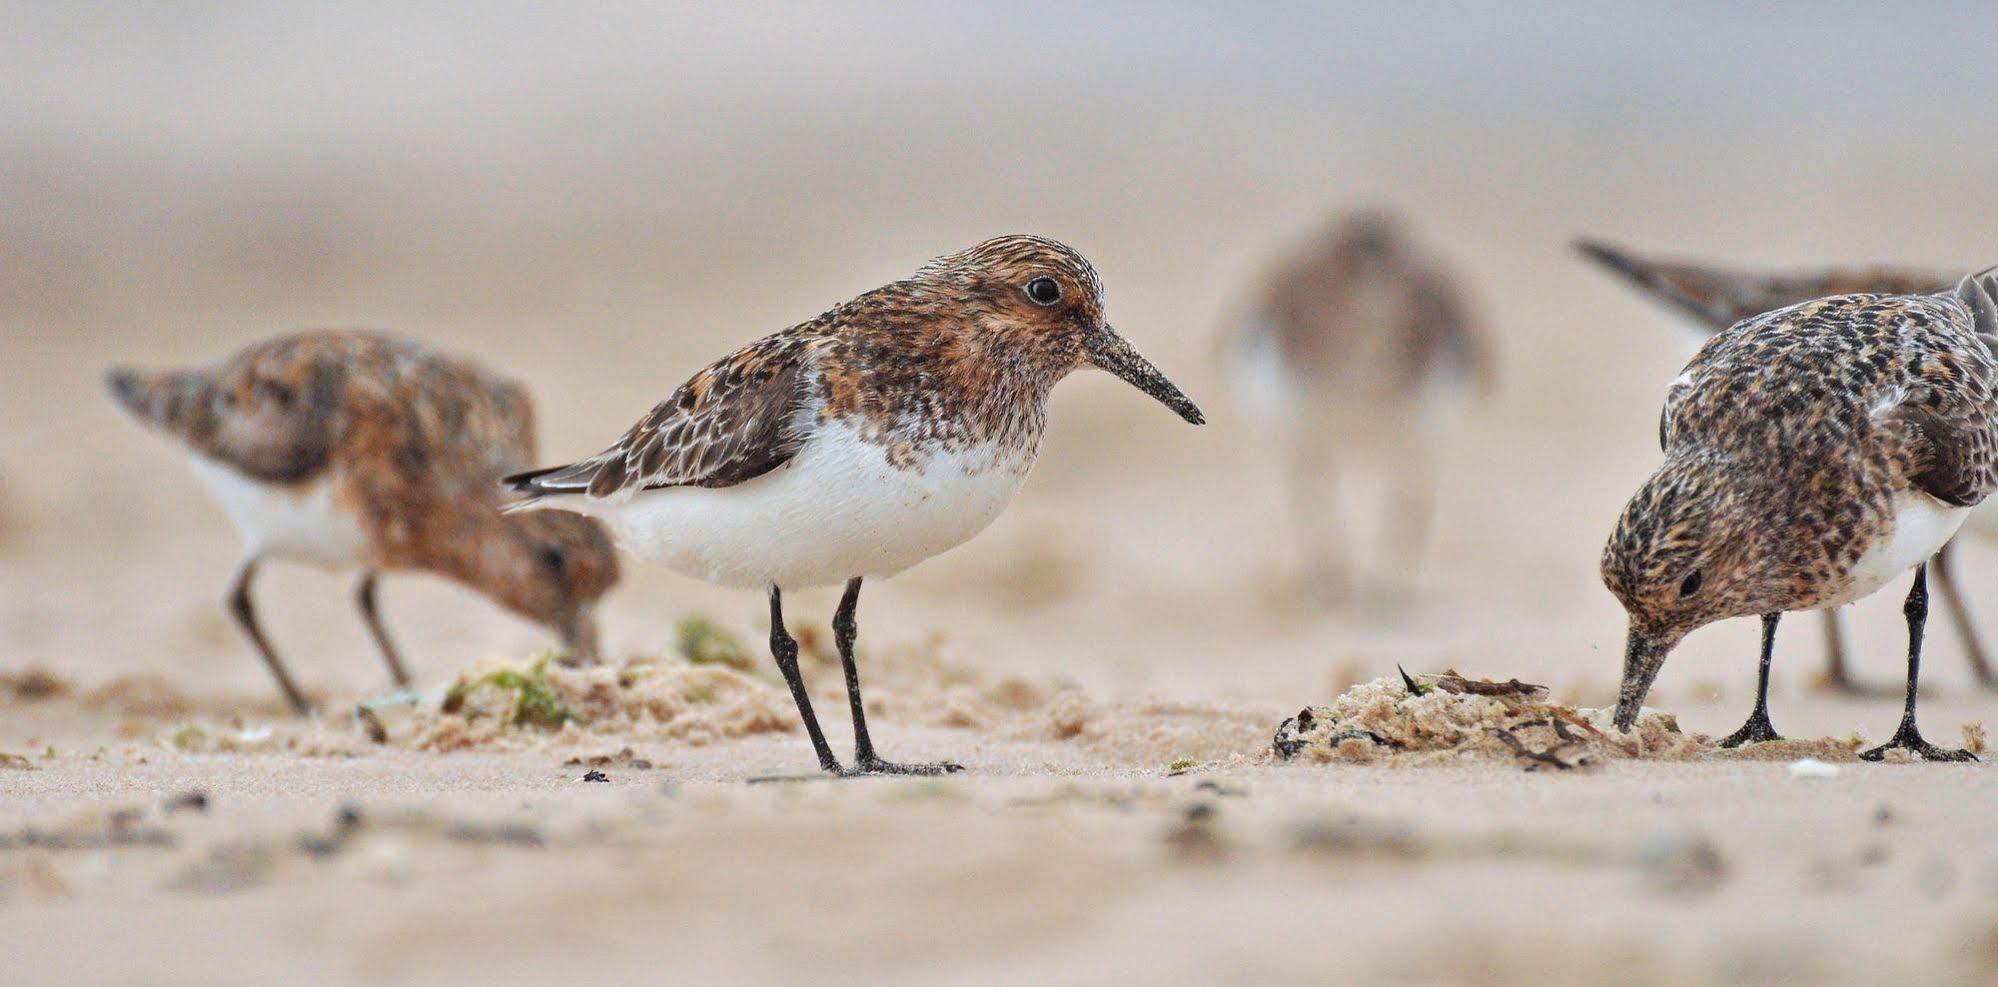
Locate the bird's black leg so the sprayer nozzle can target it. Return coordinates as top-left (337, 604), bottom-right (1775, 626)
top-left (1932, 541), bottom-right (1998, 690)
top-left (835, 577), bottom-right (962, 776)
top-left (1862, 564), bottom-right (1975, 762)
top-left (227, 559), bottom-right (312, 715)
top-left (1719, 613), bottom-right (1783, 747)
top-left (767, 585), bottom-right (843, 773)
top-left (354, 572), bottom-right (413, 688)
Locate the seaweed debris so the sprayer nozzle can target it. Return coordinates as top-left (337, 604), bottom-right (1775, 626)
top-left (675, 615), bottom-right (758, 674)
top-left (441, 653), bottom-right (581, 730)
top-left (1272, 670), bottom-right (1692, 765)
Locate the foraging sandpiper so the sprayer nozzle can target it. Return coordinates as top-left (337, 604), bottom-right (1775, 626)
top-left (505, 235), bottom-right (1203, 776)
top-left (1222, 210), bottom-right (1492, 603)
top-left (1577, 238), bottom-right (1998, 693)
top-left (1603, 274), bottom-right (1998, 761)
top-left (109, 330), bottom-right (619, 713)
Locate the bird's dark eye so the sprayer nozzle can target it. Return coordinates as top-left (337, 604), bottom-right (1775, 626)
top-left (1024, 277), bottom-right (1062, 306)
top-left (1678, 570), bottom-right (1703, 597)
top-left (539, 546), bottom-right (567, 574)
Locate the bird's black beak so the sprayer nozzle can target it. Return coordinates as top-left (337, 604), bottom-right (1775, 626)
top-left (1612, 626), bottom-right (1674, 732)
top-left (1083, 326), bottom-right (1204, 425)
top-left (556, 604), bottom-right (602, 667)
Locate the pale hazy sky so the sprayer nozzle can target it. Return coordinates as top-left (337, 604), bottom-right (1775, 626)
top-left (7, 4), bottom-right (1991, 179)
top-left (5, 3), bottom-right (1993, 294)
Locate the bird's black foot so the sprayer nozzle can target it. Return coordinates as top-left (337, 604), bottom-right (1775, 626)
top-left (1859, 724), bottom-right (1977, 763)
top-left (1717, 712), bottom-right (1782, 748)
top-left (845, 756), bottom-right (965, 777)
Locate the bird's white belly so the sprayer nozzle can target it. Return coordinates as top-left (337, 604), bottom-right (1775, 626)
top-left (1832, 491), bottom-right (1969, 606)
top-left (187, 457), bottom-right (368, 568)
top-left (563, 421), bottom-right (1034, 590)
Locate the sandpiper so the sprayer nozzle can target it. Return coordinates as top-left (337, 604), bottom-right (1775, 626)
top-left (1602, 274), bottom-right (1998, 761)
top-left (1221, 210), bottom-right (1492, 603)
top-left (505, 235), bottom-right (1203, 776)
top-left (108, 330), bottom-right (619, 713)
top-left (1577, 239), bottom-right (1998, 693)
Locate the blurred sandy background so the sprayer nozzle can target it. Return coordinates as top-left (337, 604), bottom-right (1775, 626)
top-left (5, 4), bottom-right (1998, 983)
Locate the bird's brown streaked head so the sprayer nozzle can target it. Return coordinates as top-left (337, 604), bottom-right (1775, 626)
top-left (922, 235), bottom-right (1204, 424)
top-left (1600, 454), bottom-right (1783, 730)
top-left (488, 510), bottom-right (620, 663)
top-left (1325, 208), bottom-right (1403, 264)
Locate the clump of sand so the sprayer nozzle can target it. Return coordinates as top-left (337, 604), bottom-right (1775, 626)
top-left (1272, 671), bottom-right (1694, 766)
top-left (112, 652), bottom-right (801, 759)
top-left (392, 618), bottom-right (1078, 753)
top-left (16, 611), bottom-right (1262, 765)
top-left (405, 651), bottom-right (796, 752)
top-left (1271, 671), bottom-right (1873, 766)
top-left (84, 674), bottom-right (204, 719)
top-left (386, 617), bottom-right (1275, 765)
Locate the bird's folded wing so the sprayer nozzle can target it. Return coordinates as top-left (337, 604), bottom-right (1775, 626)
top-left (1885, 274), bottom-right (1998, 508)
top-left (1657, 372), bottom-right (1698, 453)
top-left (1887, 403), bottom-right (1989, 508)
top-left (505, 344), bottom-right (812, 500)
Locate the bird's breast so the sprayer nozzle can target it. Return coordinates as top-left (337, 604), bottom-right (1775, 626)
top-left (1830, 490), bottom-right (1969, 606)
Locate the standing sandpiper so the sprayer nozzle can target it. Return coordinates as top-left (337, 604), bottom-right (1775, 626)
top-left (505, 235), bottom-right (1203, 776)
top-left (1603, 274), bottom-right (1998, 761)
top-left (1222, 210), bottom-right (1492, 604)
top-left (109, 331), bottom-right (619, 713)
top-left (1576, 238), bottom-right (1998, 693)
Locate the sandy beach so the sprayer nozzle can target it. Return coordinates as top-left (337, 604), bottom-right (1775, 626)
top-left (6, 5), bottom-right (1998, 983)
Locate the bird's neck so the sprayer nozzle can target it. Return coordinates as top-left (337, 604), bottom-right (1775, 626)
top-left (831, 324), bottom-right (1063, 454)
top-left (404, 507), bottom-right (537, 614)
top-left (934, 332), bottom-right (1063, 450)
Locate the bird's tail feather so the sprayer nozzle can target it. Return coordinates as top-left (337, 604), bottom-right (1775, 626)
top-left (1572, 237), bottom-right (1739, 331)
top-left (500, 459), bottom-right (609, 511)
top-left (104, 367), bottom-right (213, 435)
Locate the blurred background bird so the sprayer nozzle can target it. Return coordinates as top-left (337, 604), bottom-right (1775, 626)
top-left (1222, 209), bottom-right (1493, 608)
top-left (106, 330), bottom-right (619, 712)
